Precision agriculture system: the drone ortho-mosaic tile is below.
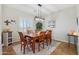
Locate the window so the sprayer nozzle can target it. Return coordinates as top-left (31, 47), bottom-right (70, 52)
top-left (19, 18), bottom-right (33, 29)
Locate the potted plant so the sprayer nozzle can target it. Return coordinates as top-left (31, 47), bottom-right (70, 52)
top-left (36, 22), bottom-right (42, 31)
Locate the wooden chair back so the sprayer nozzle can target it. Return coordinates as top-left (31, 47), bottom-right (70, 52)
top-left (24, 35), bottom-right (32, 44)
top-left (39, 31), bottom-right (46, 41)
top-left (46, 30), bottom-right (52, 45)
top-left (18, 32), bottom-right (26, 43)
top-left (46, 30), bottom-right (51, 37)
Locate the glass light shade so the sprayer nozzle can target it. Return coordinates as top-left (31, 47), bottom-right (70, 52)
top-left (35, 18), bottom-right (40, 21)
top-left (73, 32), bottom-right (78, 35)
top-left (35, 16), bottom-right (45, 21)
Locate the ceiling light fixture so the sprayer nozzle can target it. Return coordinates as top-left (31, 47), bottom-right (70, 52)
top-left (34, 4), bottom-right (45, 21)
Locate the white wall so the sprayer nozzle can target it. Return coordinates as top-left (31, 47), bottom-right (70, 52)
top-left (0, 4), bottom-right (2, 55)
top-left (2, 5), bottom-right (35, 43)
top-left (45, 7), bottom-right (77, 42)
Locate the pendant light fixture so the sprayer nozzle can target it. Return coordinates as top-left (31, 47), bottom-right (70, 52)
top-left (34, 4), bottom-right (45, 21)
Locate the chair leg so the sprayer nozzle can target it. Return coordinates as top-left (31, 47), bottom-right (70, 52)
top-left (49, 37), bottom-right (52, 44)
top-left (38, 43), bottom-right (40, 51)
top-left (50, 38), bottom-right (52, 44)
top-left (27, 44), bottom-right (29, 50)
top-left (46, 39), bottom-right (48, 46)
top-left (21, 44), bottom-right (22, 51)
top-left (48, 38), bottom-right (51, 45)
top-left (23, 45), bottom-right (26, 54)
top-left (43, 42), bottom-right (44, 49)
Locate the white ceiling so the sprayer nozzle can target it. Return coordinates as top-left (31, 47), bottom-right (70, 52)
top-left (4, 4), bottom-right (75, 17)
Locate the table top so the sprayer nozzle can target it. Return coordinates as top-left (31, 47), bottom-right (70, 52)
top-left (25, 33), bottom-right (40, 37)
top-left (67, 34), bottom-right (78, 37)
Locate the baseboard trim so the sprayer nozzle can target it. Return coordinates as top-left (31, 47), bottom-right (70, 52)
top-left (54, 39), bottom-right (68, 43)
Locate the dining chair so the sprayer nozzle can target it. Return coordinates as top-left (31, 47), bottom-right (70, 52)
top-left (24, 35), bottom-right (33, 50)
top-left (18, 32), bottom-right (27, 54)
top-left (37, 31), bottom-right (46, 51)
top-left (40, 31), bottom-right (49, 46)
top-left (46, 30), bottom-right (52, 45)
top-left (18, 32), bottom-right (33, 54)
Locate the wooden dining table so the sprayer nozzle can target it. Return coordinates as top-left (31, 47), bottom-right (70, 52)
top-left (23, 30), bottom-right (52, 54)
